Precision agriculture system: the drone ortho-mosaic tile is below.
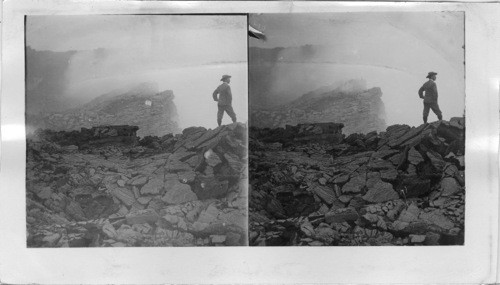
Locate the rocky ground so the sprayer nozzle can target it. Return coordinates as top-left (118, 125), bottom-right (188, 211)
top-left (26, 123), bottom-right (248, 247)
top-left (249, 118), bottom-right (465, 246)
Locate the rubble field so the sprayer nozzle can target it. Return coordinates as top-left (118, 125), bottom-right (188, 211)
top-left (249, 118), bottom-right (465, 246)
top-left (26, 123), bottom-right (248, 247)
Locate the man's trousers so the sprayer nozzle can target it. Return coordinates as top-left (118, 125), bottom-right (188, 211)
top-left (423, 101), bottom-right (443, 123)
top-left (217, 105), bottom-right (237, 126)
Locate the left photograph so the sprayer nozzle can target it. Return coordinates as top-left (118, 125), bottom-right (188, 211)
top-left (25, 15), bottom-right (248, 247)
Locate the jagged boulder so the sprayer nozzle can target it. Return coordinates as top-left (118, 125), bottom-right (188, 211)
top-left (362, 181), bottom-right (399, 203)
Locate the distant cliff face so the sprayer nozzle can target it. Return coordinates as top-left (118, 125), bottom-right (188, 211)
top-left (249, 46), bottom-right (387, 134)
top-left (26, 47), bottom-right (77, 114)
top-left (250, 80), bottom-right (386, 135)
top-left (27, 83), bottom-right (180, 137)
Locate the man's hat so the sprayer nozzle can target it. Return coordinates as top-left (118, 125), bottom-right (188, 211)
top-left (426, 71), bottom-right (438, 78)
top-left (220, 75), bottom-right (231, 81)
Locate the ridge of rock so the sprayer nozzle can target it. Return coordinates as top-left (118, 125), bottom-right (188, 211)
top-left (27, 83), bottom-right (180, 137)
top-left (250, 80), bottom-right (386, 135)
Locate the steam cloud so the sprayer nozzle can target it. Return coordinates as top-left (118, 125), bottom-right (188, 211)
top-left (26, 15), bottom-right (248, 129)
top-left (249, 12), bottom-right (465, 127)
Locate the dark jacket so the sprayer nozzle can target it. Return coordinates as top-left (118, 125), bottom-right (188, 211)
top-left (213, 83), bottom-right (232, 106)
top-left (418, 79), bottom-right (438, 103)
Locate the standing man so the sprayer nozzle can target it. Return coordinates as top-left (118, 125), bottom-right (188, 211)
top-left (418, 71), bottom-right (443, 124)
top-left (213, 74), bottom-right (237, 126)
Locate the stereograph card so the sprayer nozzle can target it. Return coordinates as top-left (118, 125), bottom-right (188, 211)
top-left (0, 0), bottom-right (499, 284)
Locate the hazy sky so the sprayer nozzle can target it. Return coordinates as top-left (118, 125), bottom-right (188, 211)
top-left (28, 15), bottom-right (246, 53)
top-left (249, 12), bottom-right (465, 127)
top-left (26, 15), bottom-right (248, 129)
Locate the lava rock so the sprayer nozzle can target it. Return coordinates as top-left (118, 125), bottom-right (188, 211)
top-left (440, 177), bottom-right (460, 196)
top-left (126, 209), bottom-right (160, 225)
top-left (362, 181), bottom-right (399, 203)
top-left (325, 207), bottom-right (359, 223)
top-left (408, 147), bottom-right (424, 165)
top-left (310, 184), bottom-right (336, 205)
top-left (140, 177), bottom-right (163, 195)
top-left (161, 183), bottom-right (197, 205)
top-left (341, 175), bottom-right (365, 194)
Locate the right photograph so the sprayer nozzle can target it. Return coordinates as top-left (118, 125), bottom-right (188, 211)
top-left (248, 12), bottom-right (465, 246)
